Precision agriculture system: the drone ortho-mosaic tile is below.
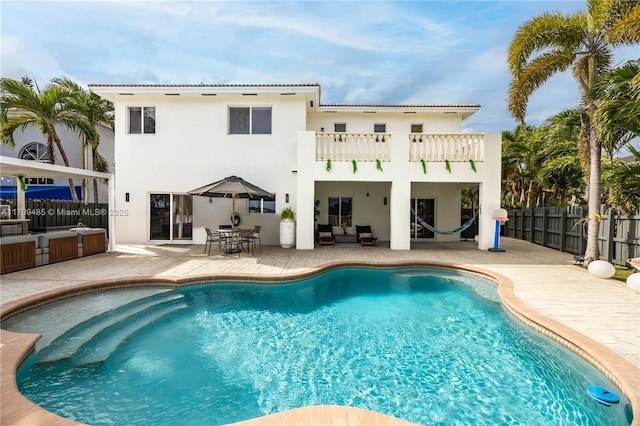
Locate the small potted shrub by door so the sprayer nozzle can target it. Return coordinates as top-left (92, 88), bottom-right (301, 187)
top-left (280, 207), bottom-right (295, 248)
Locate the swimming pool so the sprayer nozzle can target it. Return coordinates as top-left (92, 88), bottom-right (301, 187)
top-left (10, 267), bottom-right (633, 425)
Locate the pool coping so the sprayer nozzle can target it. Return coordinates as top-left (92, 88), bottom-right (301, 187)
top-left (1, 260), bottom-right (638, 426)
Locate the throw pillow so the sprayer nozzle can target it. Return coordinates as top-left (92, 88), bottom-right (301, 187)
top-left (359, 232), bottom-right (372, 239)
top-left (319, 232), bottom-right (332, 238)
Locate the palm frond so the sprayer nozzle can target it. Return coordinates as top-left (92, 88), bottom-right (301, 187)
top-left (603, 0), bottom-right (640, 44)
top-left (508, 51), bottom-right (576, 122)
top-left (508, 12), bottom-right (586, 76)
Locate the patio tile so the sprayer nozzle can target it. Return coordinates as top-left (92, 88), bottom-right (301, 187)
top-left (1, 238), bottom-right (638, 425)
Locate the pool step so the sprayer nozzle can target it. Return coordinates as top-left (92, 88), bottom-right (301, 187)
top-left (37, 293), bottom-right (186, 364)
top-left (72, 300), bottom-right (188, 366)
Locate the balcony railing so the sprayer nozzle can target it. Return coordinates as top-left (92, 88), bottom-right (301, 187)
top-left (316, 133), bottom-right (390, 162)
top-left (315, 132), bottom-right (484, 162)
top-left (409, 133), bottom-right (484, 162)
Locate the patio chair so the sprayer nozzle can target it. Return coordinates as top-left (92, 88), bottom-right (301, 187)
top-left (233, 229), bottom-right (252, 255)
top-left (204, 227), bottom-right (222, 255)
top-left (356, 225), bottom-right (378, 246)
top-left (248, 225), bottom-right (262, 250)
top-left (317, 224), bottom-right (335, 246)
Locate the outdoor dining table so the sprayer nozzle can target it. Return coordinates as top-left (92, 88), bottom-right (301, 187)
top-left (217, 228), bottom-right (247, 255)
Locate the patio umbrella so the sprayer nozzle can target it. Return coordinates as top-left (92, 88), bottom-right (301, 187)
top-left (188, 175), bottom-right (273, 232)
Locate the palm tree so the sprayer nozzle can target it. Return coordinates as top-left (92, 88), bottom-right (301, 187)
top-left (507, 0), bottom-right (640, 261)
top-left (501, 124), bottom-right (540, 208)
top-left (51, 77), bottom-right (114, 203)
top-left (603, 146), bottom-right (640, 211)
top-left (536, 109), bottom-right (586, 206)
top-left (1, 78), bottom-right (96, 202)
top-left (594, 60), bottom-right (640, 144)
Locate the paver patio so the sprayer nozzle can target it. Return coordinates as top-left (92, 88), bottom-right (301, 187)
top-left (1, 237), bottom-right (638, 425)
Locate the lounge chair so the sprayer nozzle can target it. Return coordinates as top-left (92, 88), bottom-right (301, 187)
top-left (356, 225), bottom-right (378, 246)
top-left (317, 224), bottom-right (335, 246)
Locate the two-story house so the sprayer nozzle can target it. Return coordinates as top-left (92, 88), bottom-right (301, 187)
top-left (89, 83), bottom-right (502, 250)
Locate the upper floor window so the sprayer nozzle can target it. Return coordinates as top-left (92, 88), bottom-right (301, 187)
top-left (374, 123), bottom-right (386, 133)
top-left (334, 123), bottom-right (346, 132)
top-left (19, 142), bottom-right (48, 162)
top-left (128, 107), bottom-right (155, 134)
top-left (411, 124), bottom-right (423, 133)
top-left (229, 106), bottom-right (272, 134)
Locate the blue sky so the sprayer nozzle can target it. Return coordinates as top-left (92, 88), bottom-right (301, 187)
top-left (1, 1), bottom-right (638, 133)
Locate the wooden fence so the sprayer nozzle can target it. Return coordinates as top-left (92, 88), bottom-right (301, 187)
top-left (4, 200), bottom-right (109, 233)
top-left (505, 206), bottom-right (640, 266)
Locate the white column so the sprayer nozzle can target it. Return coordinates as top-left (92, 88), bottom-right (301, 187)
top-left (295, 131), bottom-right (316, 249)
top-left (107, 174), bottom-right (116, 251)
top-left (477, 132), bottom-right (502, 250)
top-left (390, 179), bottom-right (411, 250)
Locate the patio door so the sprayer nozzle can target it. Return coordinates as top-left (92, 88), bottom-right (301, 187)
top-left (149, 193), bottom-right (193, 241)
top-left (410, 198), bottom-right (435, 239)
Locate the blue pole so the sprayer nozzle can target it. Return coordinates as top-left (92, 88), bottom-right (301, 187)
top-left (488, 219), bottom-right (505, 252)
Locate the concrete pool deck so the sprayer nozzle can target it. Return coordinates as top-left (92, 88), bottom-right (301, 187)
top-left (1, 237), bottom-right (639, 425)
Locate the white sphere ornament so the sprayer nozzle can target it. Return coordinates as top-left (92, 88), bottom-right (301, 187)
top-left (588, 260), bottom-right (616, 279)
top-left (627, 273), bottom-right (640, 292)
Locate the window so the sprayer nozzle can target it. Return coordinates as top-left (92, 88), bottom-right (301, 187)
top-left (374, 123), bottom-right (386, 133)
top-left (19, 143), bottom-right (53, 184)
top-left (328, 197), bottom-right (352, 227)
top-left (334, 123), bottom-right (346, 132)
top-left (229, 107), bottom-right (272, 134)
top-left (19, 142), bottom-right (48, 161)
top-left (248, 197), bottom-right (276, 214)
top-left (128, 107), bottom-right (155, 134)
top-left (411, 123), bottom-right (423, 133)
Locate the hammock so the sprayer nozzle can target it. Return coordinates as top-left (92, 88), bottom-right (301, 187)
top-left (411, 209), bottom-right (478, 235)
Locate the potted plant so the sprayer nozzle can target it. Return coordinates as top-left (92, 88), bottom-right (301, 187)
top-left (279, 207), bottom-right (295, 248)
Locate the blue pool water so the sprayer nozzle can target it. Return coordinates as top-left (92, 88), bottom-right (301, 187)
top-left (16, 267), bottom-right (632, 425)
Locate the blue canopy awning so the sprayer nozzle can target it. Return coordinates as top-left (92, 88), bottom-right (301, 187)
top-left (0, 185), bottom-right (82, 200)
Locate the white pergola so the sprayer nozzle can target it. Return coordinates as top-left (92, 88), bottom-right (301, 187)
top-left (0, 156), bottom-right (115, 250)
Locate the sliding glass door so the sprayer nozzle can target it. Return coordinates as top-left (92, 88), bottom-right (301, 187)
top-left (149, 193), bottom-right (193, 241)
top-left (410, 198), bottom-right (435, 239)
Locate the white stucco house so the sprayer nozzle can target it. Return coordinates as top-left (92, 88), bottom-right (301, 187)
top-left (0, 111), bottom-right (114, 204)
top-left (89, 82), bottom-right (502, 250)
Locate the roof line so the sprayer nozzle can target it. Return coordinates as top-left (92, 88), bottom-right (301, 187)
top-left (319, 103), bottom-right (481, 108)
top-left (88, 83), bottom-right (321, 87)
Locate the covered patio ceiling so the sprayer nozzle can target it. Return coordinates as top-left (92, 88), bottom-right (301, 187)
top-left (0, 156), bottom-right (111, 180)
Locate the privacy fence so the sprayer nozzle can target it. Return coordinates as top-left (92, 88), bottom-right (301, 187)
top-left (505, 206), bottom-right (640, 266)
top-left (6, 200), bottom-right (109, 233)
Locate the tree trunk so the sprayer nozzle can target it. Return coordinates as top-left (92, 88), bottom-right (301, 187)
top-left (583, 28), bottom-right (600, 263)
top-left (584, 103), bottom-right (601, 261)
top-left (50, 125), bottom-right (79, 202)
top-left (93, 178), bottom-right (99, 203)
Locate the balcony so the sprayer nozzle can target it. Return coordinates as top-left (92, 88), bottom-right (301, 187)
top-left (409, 133), bottom-right (484, 162)
top-left (315, 133), bottom-right (391, 162)
top-left (315, 132), bottom-right (484, 162)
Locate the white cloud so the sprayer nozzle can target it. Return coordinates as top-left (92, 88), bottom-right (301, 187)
top-left (0, 36), bottom-right (66, 84)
